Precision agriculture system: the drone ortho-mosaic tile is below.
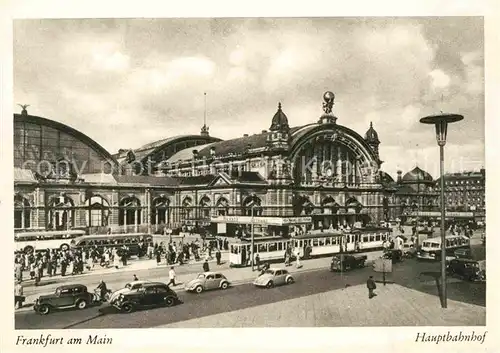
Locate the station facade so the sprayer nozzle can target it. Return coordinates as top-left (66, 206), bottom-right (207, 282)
top-left (14, 92), bottom-right (481, 237)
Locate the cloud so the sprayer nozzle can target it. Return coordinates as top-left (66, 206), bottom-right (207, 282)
top-left (13, 18), bottom-right (484, 171)
top-left (429, 69), bottom-right (451, 89)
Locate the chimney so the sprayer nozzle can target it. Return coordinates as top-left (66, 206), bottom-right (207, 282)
top-left (397, 170), bottom-right (402, 183)
top-left (192, 149), bottom-right (199, 159)
top-left (243, 134), bottom-right (249, 137)
top-left (262, 130), bottom-right (267, 133)
top-left (210, 146), bottom-right (216, 156)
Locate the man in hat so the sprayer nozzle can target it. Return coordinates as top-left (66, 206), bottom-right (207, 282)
top-left (367, 276), bottom-right (377, 299)
top-left (203, 259), bottom-right (210, 272)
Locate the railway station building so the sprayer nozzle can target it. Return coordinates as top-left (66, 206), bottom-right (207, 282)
top-left (13, 92), bottom-right (462, 237)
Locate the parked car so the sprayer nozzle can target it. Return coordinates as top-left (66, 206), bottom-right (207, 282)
top-left (34, 284), bottom-right (94, 315)
top-left (382, 249), bottom-right (403, 263)
top-left (253, 268), bottom-right (294, 288)
top-left (330, 254), bottom-right (367, 272)
top-left (184, 272), bottom-right (230, 293)
top-left (446, 258), bottom-right (486, 282)
top-left (402, 243), bottom-right (417, 258)
top-left (113, 282), bottom-right (179, 313)
top-left (454, 247), bottom-right (472, 259)
top-left (109, 280), bottom-right (152, 304)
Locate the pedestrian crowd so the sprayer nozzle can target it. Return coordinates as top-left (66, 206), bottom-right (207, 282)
top-left (14, 244), bottom-right (135, 285)
top-left (150, 237), bottom-right (230, 266)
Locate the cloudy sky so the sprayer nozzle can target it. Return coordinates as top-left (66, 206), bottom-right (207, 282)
top-left (13, 17), bottom-right (484, 178)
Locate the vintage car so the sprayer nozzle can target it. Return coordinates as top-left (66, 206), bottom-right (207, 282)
top-left (34, 284), bottom-right (94, 315)
top-left (454, 247), bottom-right (472, 259)
top-left (382, 249), bottom-right (404, 263)
top-left (184, 272), bottom-right (230, 293)
top-left (109, 280), bottom-right (152, 304)
top-left (330, 254), bottom-right (367, 272)
top-left (253, 268), bottom-right (294, 288)
top-left (446, 258), bottom-right (486, 282)
top-left (113, 282), bottom-right (179, 313)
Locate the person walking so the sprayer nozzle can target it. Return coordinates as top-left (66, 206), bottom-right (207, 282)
top-left (215, 249), bottom-right (221, 265)
top-left (203, 259), bottom-right (210, 272)
top-left (168, 266), bottom-right (177, 286)
top-left (367, 276), bottom-right (377, 299)
top-left (295, 249), bottom-right (302, 269)
top-left (133, 274), bottom-right (139, 281)
top-left (15, 281), bottom-right (24, 309)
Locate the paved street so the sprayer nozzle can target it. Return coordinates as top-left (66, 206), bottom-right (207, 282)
top-left (15, 252), bottom-right (486, 329)
top-left (159, 284), bottom-right (485, 328)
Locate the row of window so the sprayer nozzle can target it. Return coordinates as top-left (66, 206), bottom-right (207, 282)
top-left (444, 179), bottom-right (483, 185)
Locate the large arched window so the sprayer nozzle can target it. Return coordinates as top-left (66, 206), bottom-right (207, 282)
top-left (151, 196), bottom-right (170, 225)
top-left (181, 196), bottom-right (193, 220)
top-left (242, 195), bottom-right (263, 216)
top-left (216, 197), bottom-right (229, 216)
top-left (14, 194), bottom-right (31, 229)
top-left (85, 195), bottom-right (110, 227)
top-left (119, 196), bottom-right (141, 226)
top-left (48, 194), bottom-right (74, 230)
top-left (199, 195), bottom-right (211, 218)
top-left (321, 196), bottom-right (340, 215)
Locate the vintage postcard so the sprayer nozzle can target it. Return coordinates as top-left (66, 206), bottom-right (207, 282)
top-left (1, 1), bottom-right (498, 353)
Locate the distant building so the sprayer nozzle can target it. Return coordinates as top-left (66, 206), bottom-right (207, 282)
top-left (436, 169), bottom-right (485, 213)
top-left (379, 166), bottom-right (439, 223)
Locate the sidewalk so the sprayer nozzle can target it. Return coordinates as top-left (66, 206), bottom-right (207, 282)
top-left (159, 283), bottom-right (486, 327)
top-left (16, 250), bottom-right (383, 312)
top-left (18, 250), bottom-right (230, 286)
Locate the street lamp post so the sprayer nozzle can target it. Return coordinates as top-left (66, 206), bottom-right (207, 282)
top-left (420, 113), bottom-right (464, 309)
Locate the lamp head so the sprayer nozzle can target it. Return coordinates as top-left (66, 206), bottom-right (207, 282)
top-left (419, 113), bottom-right (463, 146)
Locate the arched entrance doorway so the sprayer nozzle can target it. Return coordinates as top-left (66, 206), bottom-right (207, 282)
top-left (48, 194), bottom-right (74, 230)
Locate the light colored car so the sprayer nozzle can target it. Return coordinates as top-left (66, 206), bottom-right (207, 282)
top-left (109, 280), bottom-right (151, 304)
top-left (253, 268), bottom-right (294, 288)
top-left (184, 272), bottom-right (230, 293)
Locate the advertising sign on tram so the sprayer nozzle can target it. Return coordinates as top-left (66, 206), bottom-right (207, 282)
top-left (210, 216), bottom-right (312, 226)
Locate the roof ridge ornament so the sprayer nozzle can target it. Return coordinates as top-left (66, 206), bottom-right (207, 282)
top-left (322, 91), bottom-right (335, 114)
top-left (18, 104), bottom-right (30, 116)
top-left (319, 91), bottom-right (337, 125)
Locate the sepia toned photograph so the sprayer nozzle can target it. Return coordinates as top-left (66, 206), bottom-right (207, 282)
top-left (12, 16), bottom-right (486, 332)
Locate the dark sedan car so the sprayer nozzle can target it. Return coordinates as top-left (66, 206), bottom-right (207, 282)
top-left (34, 284), bottom-right (94, 315)
top-left (330, 254), bottom-right (367, 272)
top-left (113, 282), bottom-right (179, 313)
top-left (447, 258), bottom-right (486, 282)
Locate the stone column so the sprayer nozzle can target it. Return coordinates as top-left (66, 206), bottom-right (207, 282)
top-left (35, 187), bottom-right (40, 229)
top-left (337, 149), bottom-right (342, 183)
top-left (146, 189), bottom-right (152, 234)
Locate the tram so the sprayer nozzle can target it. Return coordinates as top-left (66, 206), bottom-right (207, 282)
top-left (229, 237), bottom-right (292, 267)
top-left (416, 234), bottom-right (470, 261)
top-left (229, 227), bottom-right (392, 267)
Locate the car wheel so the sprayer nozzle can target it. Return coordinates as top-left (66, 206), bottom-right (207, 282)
top-left (122, 303), bottom-right (134, 313)
top-left (38, 304), bottom-right (50, 315)
top-left (164, 296), bottom-right (175, 307)
top-left (286, 277), bottom-right (294, 284)
top-left (24, 245), bottom-right (34, 255)
top-left (266, 281), bottom-right (274, 289)
top-left (60, 243), bottom-right (70, 251)
top-left (76, 300), bottom-right (88, 310)
top-left (220, 281), bottom-right (229, 290)
top-left (195, 285), bottom-right (203, 294)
